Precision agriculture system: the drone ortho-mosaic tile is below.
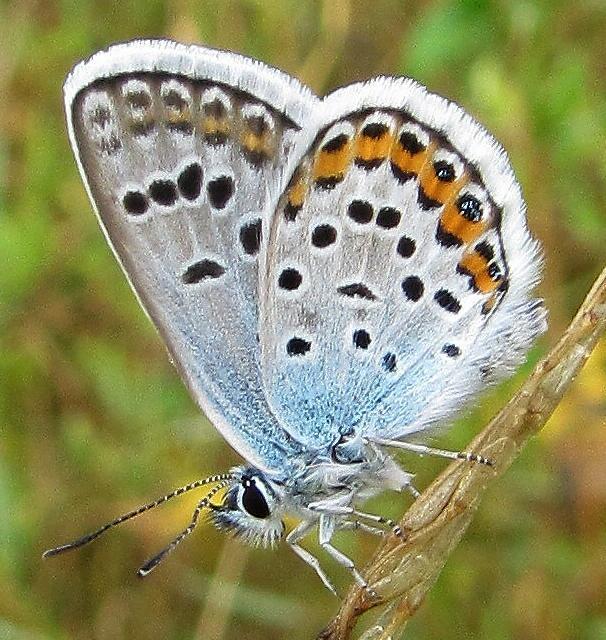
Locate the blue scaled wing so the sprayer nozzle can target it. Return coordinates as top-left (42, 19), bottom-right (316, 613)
top-left (260, 78), bottom-right (546, 447)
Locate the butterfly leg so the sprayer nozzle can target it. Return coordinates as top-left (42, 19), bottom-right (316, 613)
top-left (406, 483), bottom-right (421, 499)
top-left (370, 437), bottom-right (494, 466)
top-left (318, 514), bottom-right (367, 589)
top-left (309, 498), bottom-right (403, 538)
top-left (307, 491), bottom-right (356, 514)
top-left (286, 520), bottom-right (338, 597)
top-left (351, 509), bottom-right (403, 538)
top-left (339, 520), bottom-right (385, 537)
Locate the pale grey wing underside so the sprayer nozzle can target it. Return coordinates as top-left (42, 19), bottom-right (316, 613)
top-left (260, 79), bottom-right (546, 448)
top-left (65, 41), bottom-right (319, 475)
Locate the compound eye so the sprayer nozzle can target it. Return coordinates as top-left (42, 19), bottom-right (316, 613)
top-left (241, 478), bottom-right (270, 519)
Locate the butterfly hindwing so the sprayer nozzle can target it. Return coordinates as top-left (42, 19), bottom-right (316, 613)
top-left (65, 41), bottom-right (318, 474)
top-left (260, 78), bottom-right (545, 447)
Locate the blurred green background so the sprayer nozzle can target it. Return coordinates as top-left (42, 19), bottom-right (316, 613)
top-left (1, 1), bottom-right (605, 639)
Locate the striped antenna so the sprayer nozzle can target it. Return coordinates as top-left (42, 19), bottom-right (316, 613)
top-left (42, 473), bottom-right (233, 558)
top-left (137, 479), bottom-right (231, 577)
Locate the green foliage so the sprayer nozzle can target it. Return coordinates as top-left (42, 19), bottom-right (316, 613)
top-left (1, 1), bottom-right (605, 638)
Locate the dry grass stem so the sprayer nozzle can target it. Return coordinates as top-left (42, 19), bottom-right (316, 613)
top-left (319, 264), bottom-right (606, 640)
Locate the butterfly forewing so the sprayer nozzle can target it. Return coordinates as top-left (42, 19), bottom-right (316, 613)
top-left (260, 79), bottom-right (545, 447)
top-left (66, 42), bottom-right (318, 474)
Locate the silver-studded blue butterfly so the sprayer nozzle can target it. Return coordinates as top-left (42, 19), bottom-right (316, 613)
top-left (44, 40), bottom-right (546, 594)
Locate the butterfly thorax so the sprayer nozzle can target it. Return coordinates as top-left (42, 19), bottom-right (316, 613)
top-left (286, 440), bottom-right (413, 509)
top-left (211, 437), bottom-right (411, 548)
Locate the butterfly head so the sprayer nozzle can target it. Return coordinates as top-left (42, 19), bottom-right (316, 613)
top-left (211, 467), bottom-right (285, 547)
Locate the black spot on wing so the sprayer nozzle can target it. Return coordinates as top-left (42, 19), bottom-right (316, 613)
top-left (397, 236), bottom-right (416, 258)
top-left (163, 90), bottom-right (193, 134)
top-left (149, 179), bottom-right (178, 206)
top-left (390, 163), bottom-right (415, 184)
top-left (347, 200), bottom-right (373, 224)
top-left (123, 191), bottom-right (148, 215)
top-left (376, 207), bottom-right (401, 229)
top-left (475, 241), bottom-right (494, 261)
top-left (488, 262), bottom-right (502, 281)
top-left (322, 133), bottom-right (348, 153)
top-left (245, 114), bottom-right (269, 136)
top-left (382, 353), bottom-right (397, 372)
top-left (362, 123), bottom-right (388, 139)
top-left (311, 224), bottom-right (337, 248)
top-left (315, 176), bottom-right (343, 190)
top-left (353, 329), bottom-right (371, 349)
top-left (240, 219), bottom-right (262, 256)
top-left (182, 259), bottom-right (226, 284)
top-left (401, 276), bottom-right (424, 301)
top-left (338, 283), bottom-right (377, 301)
top-left (204, 98), bottom-right (226, 118)
top-left (278, 268), bottom-right (302, 290)
top-left (207, 175), bottom-right (234, 209)
top-left (287, 337), bottom-right (311, 356)
top-left (433, 160), bottom-right (456, 182)
top-left (284, 202), bottom-right (302, 222)
top-left (434, 288), bottom-right (461, 313)
top-left (126, 91), bottom-right (151, 109)
top-left (399, 131), bottom-right (425, 155)
top-left (163, 89), bottom-right (187, 110)
top-left (177, 163), bottom-right (202, 201)
top-left (457, 194), bottom-right (483, 221)
top-left (355, 157), bottom-right (384, 170)
top-left (442, 343), bottom-right (461, 358)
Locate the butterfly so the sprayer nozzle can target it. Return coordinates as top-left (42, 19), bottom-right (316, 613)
top-left (43, 39), bottom-right (546, 594)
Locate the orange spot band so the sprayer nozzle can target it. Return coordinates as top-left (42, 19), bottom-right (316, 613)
top-left (420, 172), bottom-right (468, 207)
top-left (459, 251), bottom-right (502, 294)
top-left (313, 141), bottom-right (352, 181)
top-left (440, 202), bottom-right (486, 244)
top-left (202, 116), bottom-right (229, 135)
top-left (288, 178), bottom-right (307, 208)
top-left (390, 139), bottom-right (433, 178)
top-left (355, 132), bottom-right (393, 165)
